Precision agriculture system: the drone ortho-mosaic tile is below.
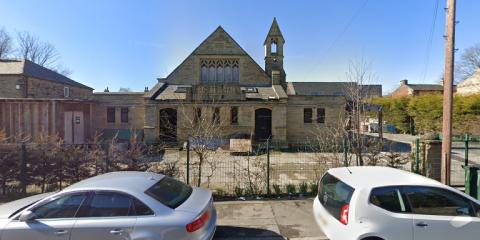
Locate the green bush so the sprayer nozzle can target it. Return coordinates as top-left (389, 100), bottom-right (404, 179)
top-left (234, 186), bottom-right (243, 197)
top-left (286, 184), bottom-right (296, 194)
top-left (273, 184), bottom-right (282, 195)
top-left (309, 182), bottom-right (319, 194)
top-left (299, 182), bottom-right (308, 194)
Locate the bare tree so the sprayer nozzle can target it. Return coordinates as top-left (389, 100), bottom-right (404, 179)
top-left (175, 85), bottom-right (225, 187)
top-left (456, 43), bottom-right (480, 83)
top-left (343, 59), bottom-right (376, 166)
top-left (0, 28), bottom-right (13, 59)
top-left (16, 31), bottom-right (59, 68)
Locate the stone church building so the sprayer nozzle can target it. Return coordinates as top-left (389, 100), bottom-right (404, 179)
top-left (0, 19), bottom-right (381, 145)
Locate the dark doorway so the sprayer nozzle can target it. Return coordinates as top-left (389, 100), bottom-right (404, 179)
top-left (159, 108), bottom-right (177, 141)
top-left (254, 108), bottom-right (272, 141)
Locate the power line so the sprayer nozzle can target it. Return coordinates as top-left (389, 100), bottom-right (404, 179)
top-left (306, 0), bottom-right (369, 80)
top-left (420, 0), bottom-right (440, 83)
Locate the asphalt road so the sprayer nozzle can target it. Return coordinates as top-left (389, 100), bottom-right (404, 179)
top-left (214, 199), bottom-right (327, 240)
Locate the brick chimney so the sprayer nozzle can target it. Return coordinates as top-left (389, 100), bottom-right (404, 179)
top-left (400, 79), bottom-right (408, 86)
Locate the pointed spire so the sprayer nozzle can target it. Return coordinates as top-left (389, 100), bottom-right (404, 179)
top-left (264, 17), bottom-right (284, 44)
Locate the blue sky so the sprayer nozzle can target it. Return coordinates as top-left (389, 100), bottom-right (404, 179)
top-left (0, 0), bottom-right (479, 94)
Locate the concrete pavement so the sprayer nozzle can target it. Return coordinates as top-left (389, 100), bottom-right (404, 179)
top-left (213, 199), bottom-right (327, 240)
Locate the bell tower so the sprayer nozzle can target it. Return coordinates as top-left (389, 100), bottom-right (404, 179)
top-left (264, 17), bottom-right (286, 88)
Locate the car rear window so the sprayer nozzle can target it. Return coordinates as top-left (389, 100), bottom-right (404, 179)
top-left (318, 172), bottom-right (354, 222)
top-left (145, 177), bottom-right (193, 209)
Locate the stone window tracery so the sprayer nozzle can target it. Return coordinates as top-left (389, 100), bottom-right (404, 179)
top-left (200, 59), bottom-right (239, 83)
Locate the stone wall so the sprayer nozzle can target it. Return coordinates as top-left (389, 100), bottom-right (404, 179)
top-left (0, 75), bottom-right (27, 98)
top-left (286, 95), bottom-right (346, 142)
top-left (27, 77), bottom-right (92, 99)
top-left (92, 93), bottom-right (145, 136)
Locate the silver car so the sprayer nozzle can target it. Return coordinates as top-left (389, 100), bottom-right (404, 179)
top-left (0, 171), bottom-right (216, 240)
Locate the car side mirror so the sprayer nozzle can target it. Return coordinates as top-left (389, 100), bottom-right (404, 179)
top-left (19, 211), bottom-right (37, 222)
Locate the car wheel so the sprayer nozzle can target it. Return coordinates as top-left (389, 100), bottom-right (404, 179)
top-left (362, 237), bottom-right (384, 240)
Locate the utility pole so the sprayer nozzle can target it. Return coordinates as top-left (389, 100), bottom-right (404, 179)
top-left (441, 0), bottom-right (456, 185)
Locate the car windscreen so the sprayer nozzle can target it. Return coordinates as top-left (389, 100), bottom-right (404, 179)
top-left (318, 172), bottom-right (354, 222)
top-left (145, 177), bottom-right (193, 209)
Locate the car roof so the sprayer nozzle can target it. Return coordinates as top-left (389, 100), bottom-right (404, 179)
top-left (63, 171), bottom-right (165, 195)
top-left (327, 166), bottom-right (444, 189)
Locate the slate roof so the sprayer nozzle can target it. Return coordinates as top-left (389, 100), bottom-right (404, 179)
top-left (241, 85), bottom-right (287, 100)
top-left (155, 84), bottom-right (190, 101)
top-left (407, 84), bottom-right (444, 91)
top-left (287, 82), bottom-right (351, 96)
top-left (264, 17), bottom-right (285, 44)
top-left (0, 59), bottom-right (93, 90)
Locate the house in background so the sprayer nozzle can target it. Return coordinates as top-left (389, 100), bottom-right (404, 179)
top-left (457, 69), bottom-right (480, 96)
top-left (0, 59), bottom-right (94, 144)
top-left (391, 79), bottom-right (455, 97)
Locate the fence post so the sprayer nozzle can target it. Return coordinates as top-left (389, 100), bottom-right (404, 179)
top-left (266, 139), bottom-right (271, 196)
top-left (186, 140), bottom-right (190, 185)
top-left (20, 143), bottom-right (27, 195)
top-left (343, 138), bottom-right (348, 166)
top-left (415, 138), bottom-right (420, 173)
top-left (465, 134), bottom-right (469, 167)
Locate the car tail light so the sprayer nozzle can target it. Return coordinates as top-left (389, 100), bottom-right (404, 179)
top-left (186, 211), bottom-right (210, 232)
top-left (340, 204), bottom-right (349, 225)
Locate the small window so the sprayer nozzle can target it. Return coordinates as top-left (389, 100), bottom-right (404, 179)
top-left (318, 173), bottom-right (354, 223)
top-left (32, 193), bottom-right (87, 219)
top-left (209, 66), bottom-right (215, 83)
top-left (304, 108), bottom-right (313, 123)
top-left (64, 87), bottom-right (70, 97)
top-left (231, 107), bottom-right (238, 125)
top-left (404, 186), bottom-right (475, 217)
top-left (233, 65), bottom-right (239, 82)
top-left (82, 192), bottom-right (133, 217)
top-left (107, 107), bottom-right (115, 123)
top-left (225, 65), bottom-right (232, 82)
top-left (121, 107), bottom-right (129, 123)
top-left (15, 84), bottom-right (21, 90)
top-left (201, 65), bottom-right (208, 82)
top-left (216, 66), bottom-right (224, 82)
top-left (370, 187), bottom-right (408, 213)
top-left (317, 108), bottom-right (325, 124)
top-left (145, 177), bottom-right (193, 209)
top-left (271, 41), bottom-right (277, 54)
top-left (213, 107), bottom-right (220, 125)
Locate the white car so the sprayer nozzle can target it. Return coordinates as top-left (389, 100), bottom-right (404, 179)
top-left (313, 166), bottom-right (480, 240)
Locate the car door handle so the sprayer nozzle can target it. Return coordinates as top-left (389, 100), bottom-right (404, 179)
top-left (54, 230), bottom-right (68, 236)
top-left (416, 222), bottom-right (429, 227)
top-left (110, 229), bottom-right (125, 235)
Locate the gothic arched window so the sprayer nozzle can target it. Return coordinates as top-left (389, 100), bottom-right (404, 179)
top-left (225, 65), bottom-right (231, 82)
top-left (201, 65), bottom-right (208, 82)
top-left (209, 66), bottom-right (215, 83)
top-left (271, 41), bottom-right (277, 54)
top-left (216, 66), bottom-right (224, 82)
top-left (233, 65), bottom-right (239, 82)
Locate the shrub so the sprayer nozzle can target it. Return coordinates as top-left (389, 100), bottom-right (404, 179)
top-left (286, 184), bottom-right (296, 194)
top-left (299, 182), bottom-right (308, 194)
top-left (234, 186), bottom-right (244, 197)
top-left (273, 184), bottom-right (282, 195)
top-left (309, 182), bottom-right (319, 194)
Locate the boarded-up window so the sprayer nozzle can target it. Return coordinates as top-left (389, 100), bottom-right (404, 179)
top-left (231, 106), bottom-right (238, 125)
top-left (121, 107), bottom-right (129, 123)
top-left (107, 107), bottom-right (115, 123)
top-left (304, 108), bottom-right (312, 123)
top-left (317, 108), bottom-right (325, 123)
top-left (213, 107), bottom-right (220, 125)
